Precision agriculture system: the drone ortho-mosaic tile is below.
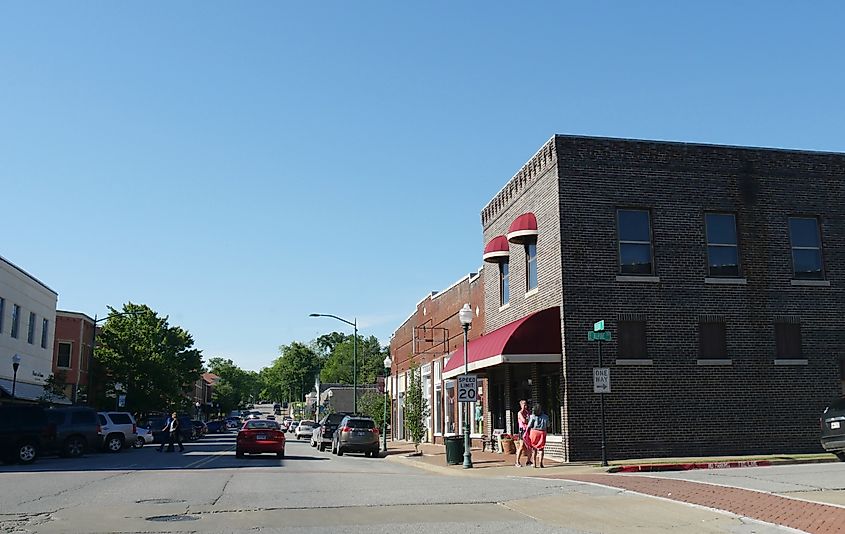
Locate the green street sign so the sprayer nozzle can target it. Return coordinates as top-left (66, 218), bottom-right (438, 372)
top-left (593, 320), bottom-right (605, 332)
top-left (588, 331), bottom-right (611, 342)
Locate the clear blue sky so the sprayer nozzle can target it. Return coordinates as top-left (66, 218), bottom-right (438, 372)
top-left (3, 3), bottom-right (844, 371)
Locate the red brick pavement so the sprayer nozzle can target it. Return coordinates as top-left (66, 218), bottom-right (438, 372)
top-left (553, 474), bottom-right (845, 534)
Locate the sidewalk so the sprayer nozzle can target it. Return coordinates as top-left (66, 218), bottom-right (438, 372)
top-left (384, 439), bottom-right (839, 477)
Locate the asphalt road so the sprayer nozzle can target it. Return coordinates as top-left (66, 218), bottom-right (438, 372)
top-left (0, 416), bottom-right (814, 534)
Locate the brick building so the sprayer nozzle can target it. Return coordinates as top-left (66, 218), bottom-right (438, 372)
top-left (53, 311), bottom-right (96, 404)
top-left (449, 134), bottom-right (844, 461)
top-left (390, 135), bottom-right (845, 460)
top-left (389, 271), bottom-right (485, 445)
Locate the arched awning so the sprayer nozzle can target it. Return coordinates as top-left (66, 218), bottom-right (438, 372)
top-left (442, 307), bottom-right (561, 379)
top-left (507, 212), bottom-right (538, 244)
top-left (482, 235), bottom-right (510, 263)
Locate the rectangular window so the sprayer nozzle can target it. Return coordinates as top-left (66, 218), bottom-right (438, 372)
top-left (775, 321), bottom-right (802, 358)
top-left (705, 213), bottom-right (740, 277)
top-left (525, 241), bottom-right (537, 291)
top-left (699, 319), bottom-right (727, 358)
top-left (11, 304), bottom-right (20, 339)
top-left (789, 217), bottom-right (823, 279)
top-left (41, 319), bottom-right (49, 349)
top-left (27, 312), bottom-right (36, 344)
top-left (617, 209), bottom-right (654, 275)
top-left (618, 320), bottom-right (648, 358)
top-left (499, 261), bottom-right (510, 306)
top-left (57, 342), bottom-right (72, 368)
top-left (0, 297), bottom-right (4, 333)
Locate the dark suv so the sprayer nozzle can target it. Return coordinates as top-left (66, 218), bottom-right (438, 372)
top-left (45, 407), bottom-right (99, 458)
top-left (0, 405), bottom-right (53, 464)
top-left (821, 397), bottom-right (845, 461)
top-left (315, 412), bottom-right (350, 452)
top-left (331, 416), bottom-right (380, 457)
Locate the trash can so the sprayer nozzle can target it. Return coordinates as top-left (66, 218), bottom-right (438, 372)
top-left (445, 436), bottom-right (465, 465)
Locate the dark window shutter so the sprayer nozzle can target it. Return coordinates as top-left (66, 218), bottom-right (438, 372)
top-left (699, 322), bottom-right (727, 359)
top-left (775, 322), bottom-right (802, 358)
top-left (619, 321), bottom-right (647, 358)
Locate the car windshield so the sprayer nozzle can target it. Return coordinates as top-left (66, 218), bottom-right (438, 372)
top-left (245, 421), bottom-right (279, 430)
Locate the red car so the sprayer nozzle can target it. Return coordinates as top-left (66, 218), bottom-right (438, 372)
top-left (236, 420), bottom-right (285, 458)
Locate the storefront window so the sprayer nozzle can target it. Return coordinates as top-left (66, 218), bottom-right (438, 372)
top-left (444, 379), bottom-right (456, 434)
top-left (433, 361), bottom-right (442, 435)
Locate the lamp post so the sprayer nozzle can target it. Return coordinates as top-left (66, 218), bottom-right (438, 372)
top-left (458, 303), bottom-right (473, 469)
top-left (11, 353), bottom-right (21, 399)
top-left (382, 355), bottom-right (392, 452)
top-left (309, 313), bottom-right (358, 414)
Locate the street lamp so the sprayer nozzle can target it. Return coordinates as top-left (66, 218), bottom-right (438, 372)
top-left (382, 355), bottom-right (392, 452)
top-left (309, 313), bottom-right (358, 414)
top-left (458, 303), bottom-right (473, 469)
top-left (11, 353), bottom-right (21, 399)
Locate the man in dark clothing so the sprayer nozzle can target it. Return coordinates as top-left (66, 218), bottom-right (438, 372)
top-left (157, 412), bottom-right (185, 452)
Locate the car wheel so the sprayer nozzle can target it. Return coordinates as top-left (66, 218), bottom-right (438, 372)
top-left (17, 441), bottom-right (38, 464)
top-left (63, 436), bottom-right (86, 458)
top-left (105, 434), bottom-right (124, 453)
top-left (133, 437), bottom-right (145, 449)
top-left (236, 449), bottom-right (244, 458)
top-left (836, 452), bottom-right (845, 462)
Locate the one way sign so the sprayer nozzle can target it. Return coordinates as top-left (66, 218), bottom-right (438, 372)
top-left (593, 368), bottom-right (611, 394)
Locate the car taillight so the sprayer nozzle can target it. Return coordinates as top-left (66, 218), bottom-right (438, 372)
top-left (132, 424), bottom-right (137, 434)
top-left (97, 425), bottom-right (102, 434)
top-left (341, 426), bottom-right (351, 432)
top-left (373, 427), bottom-right (379, 435)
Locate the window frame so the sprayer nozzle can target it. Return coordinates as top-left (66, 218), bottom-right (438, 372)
top-left (27, 311), bottom-right (36, 344)
top-left (616, 208), bottom-right (655, 276)
top-left (618, 319), bottom-right (648, 359)
top-left (524, 239), bottom-right (538, 292)
top-left (57, 341), bottom-right (73, 369)
top-left (698, 319), bottom-right (727, 359)
top-left (499, 260), bottom-right (510, 307)
top-left (704, 212), bottom-right (741, 278)
top-left (11, 304), bottom-right (20, 339)
top-left (41, 318), bottom-right (49, 349)
top-left (774, 320), bottom-right (802, 359)
top-left (788, 216), bottom-right (824, 280)
top-left (0, 297), bottom-right (4, 334)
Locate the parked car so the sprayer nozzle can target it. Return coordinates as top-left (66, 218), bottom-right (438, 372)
top-left (133, 427), bottom-right (154, 448)
top-left (273, 403), bottom-right (282, 415)
top-left (226, 417), bottom-right (242, 429)
top-left (137, 414), bottom-right (194, 444)
top-left (191, 420), bottom-right (208, 437)
top-left (315, 412), bottom-right (350, 452)
top-left (288, 420), bottom-right (300, 434)
top-left (294, 420), bottom-right (316, 440)
top-left (236, 419), bottom-right (285, 458)
top-left (821, 397), bottom-right (845, 461)
top-left (332, 416), bottom-right (380, 457)
top-left (0, 405), bottom-right (53, 464)
top-left (266, 414), bottom-right (276, 420)
top-left (97, 412), bottom-right (138, 453)
top-left (44, 406), bottom-right (99, 458)
top-left (205, 420), bottom-right (228, 434)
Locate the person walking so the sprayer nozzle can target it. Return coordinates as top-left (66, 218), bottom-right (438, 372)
top-left (525, 404), bottom-right (549, 468)
top-left (157, 412), bottom-right (184, 453)
top-left (514, 399), bottom-right (532, 467)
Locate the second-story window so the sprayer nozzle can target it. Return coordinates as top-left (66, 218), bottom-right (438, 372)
top-left (499, 260), bottom-right (510, 306)
top-left (705, 213), bottom-right (739, 277)
top-left (789, 217), bottom-right (823, 279)
top-left (41, 318), bottom-right (49, 349)
top-left (0, 297), bottom-right (4, 333)
top-left (525, 240), bottom-right (537, 292)
top-left (11, 304), bottom-right (20, 339)
top-left (57, 342), bottom-right (72, 368)
top-left (27, 312), bottom-right (36, 344)
top-left (617, 209), bottom-right (654, 275)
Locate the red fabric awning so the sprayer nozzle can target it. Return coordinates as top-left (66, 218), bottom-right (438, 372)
top-left (442, 307), bottom-right (561, 378)
top-left (482, 235), bottom-right (510, 263)
top-left (507, 212), bottom-right (539, 243)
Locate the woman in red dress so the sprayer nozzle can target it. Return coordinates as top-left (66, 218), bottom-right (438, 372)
top-left (524, 404), bottom-right (549, 468)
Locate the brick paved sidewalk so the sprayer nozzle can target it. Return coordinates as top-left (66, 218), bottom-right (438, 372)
top-left (385, 440), bottom-right (561, 470)
top-left (554, 474), bottom-right (845, 534)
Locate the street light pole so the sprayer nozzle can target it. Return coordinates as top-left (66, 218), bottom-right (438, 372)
top-left (458, 304), bottom-right (473, 469)
top-left (11, 354), bottom-right (21, 399)
top-left (309, 313), bottom-right (358, 414)
top-left (383, 355), bottom-right (392, 452)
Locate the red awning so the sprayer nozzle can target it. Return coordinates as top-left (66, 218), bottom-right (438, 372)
top-left (442, 307), bottom-right (561, 379)
top-left (507, 212), bottom-right (538, 243)
top-left (482, 235), bottom-right (510, 263)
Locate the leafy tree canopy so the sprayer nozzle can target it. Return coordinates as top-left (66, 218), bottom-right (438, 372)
top-left (319, 334), bottom-right (386, 385)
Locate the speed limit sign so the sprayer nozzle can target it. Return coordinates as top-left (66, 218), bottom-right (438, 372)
top-left (457, 375), bottom-right (478, 403)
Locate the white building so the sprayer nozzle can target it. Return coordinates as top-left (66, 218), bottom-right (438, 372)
top-left (0, 255), bottom-right (58, 402)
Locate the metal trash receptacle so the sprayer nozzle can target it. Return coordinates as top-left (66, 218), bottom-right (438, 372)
top-left (445, 436), bottom-right (464, 465)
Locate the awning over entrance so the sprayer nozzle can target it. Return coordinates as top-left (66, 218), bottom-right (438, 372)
top-left (442, 307), bottom-right (562, 379)
top-left (0, 378), bottom-right (72, 404)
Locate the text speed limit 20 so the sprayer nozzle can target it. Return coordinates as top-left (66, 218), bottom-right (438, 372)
top-left (457, 375), bottom-right (478, 402)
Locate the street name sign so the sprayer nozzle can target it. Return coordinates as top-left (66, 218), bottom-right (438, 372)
top-left (593, 320), bottom-right (605, 332)
top-left (457, 374), bottom-right (478, 403)
top-left (593, 368), bottom-right (611, 394)
top-left (588, 331), bottom-right (611, 341)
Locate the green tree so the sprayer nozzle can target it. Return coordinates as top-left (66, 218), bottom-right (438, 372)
top-left (208, 357), bottom-right (254, 413)
top-left (404, 364), bottom-right (429, 454)
top-left (269, 342), bottom-right (321, 403)
top-left (94, 303), bottom-right (203, 414)
top-left (358, 390), bottom-right (390, 431)
top-left (40, 370), bottom-right (69, 402)
top-left (319, 334), bottom-right (385, 385)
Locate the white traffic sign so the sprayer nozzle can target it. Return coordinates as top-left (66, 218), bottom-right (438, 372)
top-left (457, 374), bottom-right (478, 403)
top-left (593, 368), bottom-right (611, 394)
